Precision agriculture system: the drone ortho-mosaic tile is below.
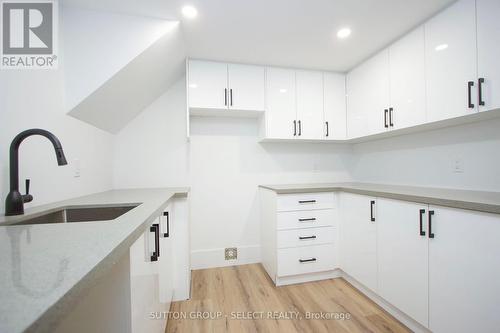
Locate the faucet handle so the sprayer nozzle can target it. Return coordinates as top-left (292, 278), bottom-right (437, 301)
top-left (23, 179), bottom-right (33, 203)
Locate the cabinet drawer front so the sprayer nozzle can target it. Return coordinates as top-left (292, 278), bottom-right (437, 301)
top-left (277, 244), bottom-right (336, 277)
top-left (277, 192), bottom-right (335, 211)
top-left (277, 209), bottom-right (334, 230)
top-left (277, 227), bottom-right (335, 249)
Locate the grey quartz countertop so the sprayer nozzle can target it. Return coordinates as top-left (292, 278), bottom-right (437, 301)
top-left (0, 187), bottom-right (189, 333)
top-left (259, 182), bottom-right (500, 214)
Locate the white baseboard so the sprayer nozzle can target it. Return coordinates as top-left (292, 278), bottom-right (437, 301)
top-left (190, 245), bottom-right (261, 270)
top-left (276, 269), bottom-right (341, 286)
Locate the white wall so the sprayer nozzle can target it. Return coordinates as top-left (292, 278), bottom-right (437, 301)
top-left (112, 78), bottom-right (353, 268)
top-left (350, 118), bottom-right (500, 191)
top-left (0, 4), bottom-right (114, 215)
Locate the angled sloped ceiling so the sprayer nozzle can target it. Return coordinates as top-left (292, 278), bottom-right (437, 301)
top-left (63, 7), bottom-right (186, 133)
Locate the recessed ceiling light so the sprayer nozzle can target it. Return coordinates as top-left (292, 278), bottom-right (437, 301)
top-left (435, 43), bottom-right (448, 51)
top-left (182, 5), bottom-right (198, 19)
top-left (279, 88), bottom-right (287, 93)
top-left (337, 27), bottom-right (351, 39)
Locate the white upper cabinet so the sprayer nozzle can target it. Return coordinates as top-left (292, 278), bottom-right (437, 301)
top-left (476, 0), bottom-right (500, 112)
top-left (188, 60), bottom-right (265, 112)
top-left (389, 27), bottom-right (427, 129)
top-left (266, 67), bottom-right (297, 139)
top-left (428, 206), bottom-right (500, 333)
top-left (377, 199), bottom-right (429, 328)
top-left (425, 0), bottom-right (478, 122)
top-left (227, 64), bottom-right (265, 111)
top-left (339, 193), bottom-right (378, 292)
top-left (296, 70), bottom-right (324, 140)
top-left (347, 49), bottom-right (390, 138)
top-left (188, 60), bottom-right (228, 110)
top-left (323, 73), bottom-right (346, 139)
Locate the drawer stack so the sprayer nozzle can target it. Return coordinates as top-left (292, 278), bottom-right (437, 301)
top-left (260, 189), bottom-right (338, 286)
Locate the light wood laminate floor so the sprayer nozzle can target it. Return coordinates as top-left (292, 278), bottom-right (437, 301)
top-left (166, 264), bottom-right (410, 333)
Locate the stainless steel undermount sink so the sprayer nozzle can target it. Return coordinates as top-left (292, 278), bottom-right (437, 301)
top-left (10, 204), bottom-right (140, 226)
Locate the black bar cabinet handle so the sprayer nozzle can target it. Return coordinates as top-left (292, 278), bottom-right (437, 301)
top-left (478, 78), bottom-right (485, 106)
top-left (293, 120), bottom-right (297, 136)
top-left (162, 211), bottom-right (169, 238)
top-left (298, 200), bottom-right (316, 204)
top-left (468, 81), bottom-right (475, 109)
top-left (299, 235), bottom-right (317, 240)
top-left (384, 109), bottom-right (388, 128)
top-left (224, 88), bottom-right (228, 106)
top-left (230, 88), bottom-right (233, 106)
top-left (325, 121), bottom-right (329, 137)
top-left (299, 258), bottom-right (317, 263)
top-left (298, 120), bottom-right (302, 136)
top-left (428, 210), bottom-right (435, 239)
top-left (419, 209), bottom-right (426, 236)
top-left (150, 223), bottom-right (160, 261)
top-left (370, 200), bottom-right (375, 222)
top-left (298, 217), bottom-right (316, 222)
top-left (389, 107), bottom-right (394, 127)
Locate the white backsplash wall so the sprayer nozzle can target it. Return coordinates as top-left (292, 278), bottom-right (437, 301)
top-left (112, 78), bottom-right (353, 269)
top-left (0, 69), bottom-right (114, 215)
top-left (350, 117), bottom-right (500, 191)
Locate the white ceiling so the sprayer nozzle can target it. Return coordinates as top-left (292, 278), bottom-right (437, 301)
top-left (62, 0), bottom-right (456, 72)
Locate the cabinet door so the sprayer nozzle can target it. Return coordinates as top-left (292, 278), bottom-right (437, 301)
top-left (296, 70), bottom-right (324, 140)
top-left (389, 27), bottom-right (426, 129)
top-left (130, 218), bottom-right (167, 333)
top-left (227, 63), bottom-right (265, 111)
top-left (428, 206), bottom-right (500, 333)
top-left (339, 193), bottom-right (378, 292)
top-left (347, 50), bottom-right (390, 138)
top-left (425, 0), bottom-right (477, 122)
top-left (377, 199), bottom-right (429, 327)
top-left (477, 0), bottom-right (500, 112)
top-left (323, 72), bottom-right (346, 139)
top-left (188, 60), bottom-right (228, 110)
top-left (265, 67), bottom-right (296, 139)
top-left (159, 212), bottom-right (173, 315)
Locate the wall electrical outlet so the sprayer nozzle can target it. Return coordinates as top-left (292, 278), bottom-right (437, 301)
top-left (453, 157), bottom-right (464, 173)
top-left (225, 247), bottom-right (237, 260)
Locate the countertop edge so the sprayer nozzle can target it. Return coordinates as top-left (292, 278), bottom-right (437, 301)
top-left (259, 184), bottom-right (500, 215)
top-left (24, 188), bottom-right (189, 333)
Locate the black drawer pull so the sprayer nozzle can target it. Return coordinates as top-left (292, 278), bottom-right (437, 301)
top-left (389, 107), bottom-right (394, 127)
top-left (162, 211), bottom-right (170, 238)
top-left (298, 218), bottom-right (316, 222)
top-left (299, 258), bottom-right (317, 263)
top-left (468, 81), bottom-right (475, 109)
top-left (150, 223), bottom-right (160, 261)
top-left (299, 235), bottom-right (317, 240)
top-left (298, 200), bottom-right (316, 204)
top-left (419, 209), bottom-right (426, 236)
top-left (428, 210), bottom-right (435, 239)
top-left (384, 109), bottom-right (389, 128)
top-left (370, 200), bottom-right (376, 222)
top-left (479, 78), bottom-right (485, 106)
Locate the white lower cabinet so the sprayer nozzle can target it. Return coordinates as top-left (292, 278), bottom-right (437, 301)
top-left (339, 192), bottom-right (378, 292)
top-left (428, 206), bottom-right (500, 333)
top-left (129, 217), bottom-right (168, 333)
top-left (377, 198), bottom-right (429, 327)
top-left (260, 189), bottom-right (338, 286)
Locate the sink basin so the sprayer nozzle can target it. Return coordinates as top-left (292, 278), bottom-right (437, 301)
top-left (10, 204), bottom-right (140, 226)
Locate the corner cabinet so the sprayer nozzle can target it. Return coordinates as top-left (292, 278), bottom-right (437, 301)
top-left (339, 193), bottom-right (378, 292)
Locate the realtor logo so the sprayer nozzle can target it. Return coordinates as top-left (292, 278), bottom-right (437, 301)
top-left (1, 0), bottom-right (58, 69)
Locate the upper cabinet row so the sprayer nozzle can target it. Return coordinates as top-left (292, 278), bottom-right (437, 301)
top-left (348, 0), bottom-right (500, 138)
top-left (187, 0), bottom-right (500, 141)
top-left (188, 60), bottom-right (346, 140)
